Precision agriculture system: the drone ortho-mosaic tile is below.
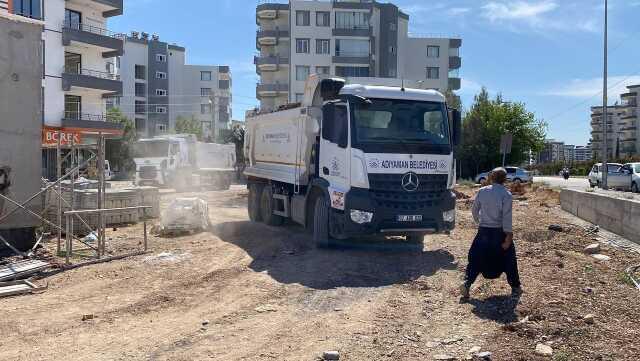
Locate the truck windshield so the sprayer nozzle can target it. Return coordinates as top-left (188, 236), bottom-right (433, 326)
top-left (133, 141), bottom-right (170, 158)
top-left (351, 98), bottom-right (450, 145)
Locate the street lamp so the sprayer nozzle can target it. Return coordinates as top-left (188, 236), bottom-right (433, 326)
top-left (602, 0), bottom-right (609, 189)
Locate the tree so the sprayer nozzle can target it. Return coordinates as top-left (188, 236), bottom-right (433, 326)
top-left (175, 115), bottom-right (203, 140)
top-left (456, 88), bottom-right (547, 179)
top-left (105, 108), bottom-right (137, 176)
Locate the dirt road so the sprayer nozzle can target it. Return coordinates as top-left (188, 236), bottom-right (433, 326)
top-left (0, 185), bottom-right (638, 360)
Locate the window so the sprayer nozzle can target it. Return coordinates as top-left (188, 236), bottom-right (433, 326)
top-left (64, 95), bottom-right (81, 120)
top-left (296, 38), bottom-right (310, 53)
top-left (316, 39), bottom-right (330, 55)
top-left (155, 89), bottom-right (167, 96)
top-left (335, 11), bottom-right (369, 30)
top-left (296, 66), bottom-right (310, 81)
top-left (201, 88), bottom-right (211, 97)
top-left (201, 104), bottom-right (212, 114)
top-left (426, 67), bottom-right (440, 79)
top-left (335, 39), bottom-right (369, 57)
top-left (64, 9), bottom-right (80, 28)
top-left (135, 65), bottom-right (146, 80)
top-left (201, 71), bottom-right (212, 81)
top-left (449, 69), bottom-right (460, 78)
top-left (316, 11), bottom-right (330, 26)
top-left (156, 54), bottom-right (167, 62)
top-left (135, 83), bottom-right (146, 97)
top-left (335, 66), bottom-right (369, 77)
top-left (155, 71), bottom-right (167, 79)
top-left (295, 93), bottom-right (304, 103)
top-left (296, 10), bottom-right (310, 26)
top-left (351, 99), bottom-right (450, 145)
top-left (389, 22), bottom-right (397, 31)
top-left (135, 101), bottom-right (146, 115)
top-left (322, 104), bottom-right (349, 148)
top-left (389, 46), bottom-right (396, 54)
top-left (157, 124), bottom-right (167, 133)
top-left (14, 0), bottom-right (43, 20)
top-left (155, 106), bottom-right (167, 114)
top-left (316, 66), bottom-right (330, 75)
top-left (427, 46), bottom-right (440, 58)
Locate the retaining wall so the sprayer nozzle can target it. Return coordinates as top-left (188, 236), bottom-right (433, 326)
top-left (561, 189), bottom-right (640, 244)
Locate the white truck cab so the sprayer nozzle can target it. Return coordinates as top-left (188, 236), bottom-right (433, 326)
top-left (244, 76), bottom-right (461, 247)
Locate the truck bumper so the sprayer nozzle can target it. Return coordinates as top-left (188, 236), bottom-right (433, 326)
top-left (329, 188), bottom-right (456, 238)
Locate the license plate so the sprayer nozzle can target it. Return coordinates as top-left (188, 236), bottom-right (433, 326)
top-left (397, 215), bottom-right (422, 222)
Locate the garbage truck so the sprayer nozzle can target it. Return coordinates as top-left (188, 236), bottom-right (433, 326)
top-left (133, 134), bottom-right (235, 190)
top-left (244, 75), bottom-right (461, 247)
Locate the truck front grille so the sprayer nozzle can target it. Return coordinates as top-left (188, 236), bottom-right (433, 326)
top-left (139, 166), bottom-right (157, 180)
top-left (368, 174), bottom-right (448, 211)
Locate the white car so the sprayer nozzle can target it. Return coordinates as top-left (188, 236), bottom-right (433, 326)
top-left (609, 163), bottom-right (640, 193)
top-left (630, 163), bottom-right (640, 193)
top-left (475, 167), bottom-right (532, 184)
top-left (588, 162), bottom-right (623, 189)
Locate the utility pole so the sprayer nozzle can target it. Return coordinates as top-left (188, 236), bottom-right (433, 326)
top-left (602, 0), bottom-right (609, 189)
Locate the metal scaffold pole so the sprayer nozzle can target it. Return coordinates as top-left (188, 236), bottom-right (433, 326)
top-left (56, 130), bottom-right (62, 255)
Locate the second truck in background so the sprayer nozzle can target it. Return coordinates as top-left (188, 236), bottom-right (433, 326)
top-left (133, 134), bottom-right (236, 191)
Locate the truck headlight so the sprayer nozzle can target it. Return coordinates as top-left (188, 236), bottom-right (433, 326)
top-left (350, 209), bottom-right (374, 224)
top-left (443, 209), bottom-right (455, 223)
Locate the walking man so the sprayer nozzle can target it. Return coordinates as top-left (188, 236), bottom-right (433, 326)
top-left (460, 167), bottom-right (522, 299)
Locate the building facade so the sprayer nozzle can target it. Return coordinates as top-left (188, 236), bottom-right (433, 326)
top-left (574, 145), bottom-right (592, 162)
top-left (590, 105), bottom-right (626, 160)
top-left (255, 0), bottom-right (462, 111)
top-left (115, 33), bottom-right (232, 138)
top-left (2, 0), bottom-right (125, 179)
top-left (537, 140), bottom-right (565, 164)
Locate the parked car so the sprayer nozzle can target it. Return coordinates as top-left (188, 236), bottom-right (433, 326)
top-left (475, 167), bottom-right (532, 184)
top-left (605, 163), bottom-right (640, 192)
top-left (631, 163), bottom-right (640, 193)
top-left (588, 163), bottom-right (623, 188)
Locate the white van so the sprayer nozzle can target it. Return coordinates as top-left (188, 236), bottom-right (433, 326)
top-left (588, 163), bottom-right (623, 188)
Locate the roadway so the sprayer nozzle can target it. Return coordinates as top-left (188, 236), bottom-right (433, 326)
top-left (533, 176), bottom-right (590, 190)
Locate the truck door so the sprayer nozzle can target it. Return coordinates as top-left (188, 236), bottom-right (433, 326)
top-left (319, 102), bottom-right (350, 208)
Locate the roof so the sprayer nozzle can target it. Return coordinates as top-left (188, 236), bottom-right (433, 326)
top-left (340, 85), bottom-right (446, 103)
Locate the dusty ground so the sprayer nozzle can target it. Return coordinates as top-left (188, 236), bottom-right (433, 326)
top-left (0, 184), bottom-right (639, 360)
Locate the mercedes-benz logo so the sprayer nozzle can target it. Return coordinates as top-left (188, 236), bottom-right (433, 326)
top-left (401, 172), bottom-right (420, 192)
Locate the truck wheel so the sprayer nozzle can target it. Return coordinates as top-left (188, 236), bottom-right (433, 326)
top-left (248, 183), bottom-right (264, 222)
top-left (260, 186), bottom-right (284, 226)
top-left (406, 233), bottom-right (426, 244)
top-left (313, 196), bottom-right (331, 248)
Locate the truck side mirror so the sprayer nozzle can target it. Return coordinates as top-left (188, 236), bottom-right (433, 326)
top-left (451, 109), bottom-right (462, 146)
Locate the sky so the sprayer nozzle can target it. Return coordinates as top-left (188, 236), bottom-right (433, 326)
top-left (110, 0), bottom-right (640, 146)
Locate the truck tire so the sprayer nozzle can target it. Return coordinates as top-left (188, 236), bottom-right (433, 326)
top-left (313, 196), bottom-right (331, 248)
top-left (260, 186), bottom-right (284, 226)
top-left (248, 183), bottom-right (264, 222)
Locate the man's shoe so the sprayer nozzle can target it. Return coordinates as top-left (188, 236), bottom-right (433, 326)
top-left (459, 282), bottom-right (470, 299)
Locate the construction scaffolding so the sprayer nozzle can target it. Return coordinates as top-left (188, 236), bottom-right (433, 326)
top-left (0, 131), bottom-right (150, 265)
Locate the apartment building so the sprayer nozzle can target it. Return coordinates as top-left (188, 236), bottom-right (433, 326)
top-left (2, 0), bottom-right (125, 179)
top-left (115, 33), bottom-right (232, 138)
top-left (537, 140), bottom-right (566, 164)
top-left (255, 0), bottom-right (462, 111)
top-left (590, 105), bottom-right (627, 160)
top-left (574, 145), bottom-right (592, 162)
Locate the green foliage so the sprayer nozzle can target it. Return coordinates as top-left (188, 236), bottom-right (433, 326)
top-left (105, 108), bottom-right (137, 175)
top-left (456, 88), bottom-right (547, 178)
top-left (175, 115), bottom-right (203, 140)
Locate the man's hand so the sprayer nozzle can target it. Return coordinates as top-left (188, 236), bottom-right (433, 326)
top-left (502, 232), bottom-right (514, 251)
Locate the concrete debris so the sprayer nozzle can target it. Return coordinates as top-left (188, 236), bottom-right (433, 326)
top-left (160, 197), bottom-right (210, 234)
top-left (81, 314), bottom-right (94, 321)
top-left (254, 304), bottom-right (278, 313)
top-left (474, 351), bottom-right (492, 360)
top-left (548, 224), bottom-right (564, 232)
top-left (143, 251), bottom-right (191, 264)
top-left (322, 351), bottom-right (340, 360)
top-left (535, 343), bottom-right (553, 357)
top-left (433, 355), bottom-right (456, 361)
top-left (583, 243), bottom-right (601, 254)
top-left (583, 314), bottom-right (595, 324)
top-left (591, 254), bottom-right (611, 262)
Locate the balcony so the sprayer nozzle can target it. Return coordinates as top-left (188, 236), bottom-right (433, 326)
top-left (333, 52), bottom-right (370, 64)
top-left (254, 55), bottom-right (289, 72)
top-left (256, 3), bottom-right (288, 19)
top-left (62, 22), bottom-right (124, 58)
top-left (256, 83), bottom-right (288, 98)
top-left (332, 26), bottom-right (372, 37)
top-left (61, 112), bottom-right (124, 135)
top-left (62, 68), bottom-right (122, 94)
top-left (449, 56), bottom-right (461, 69)
top-left (332, 1), bottom-right (373, 10)
top-left (256, 28), bottom-right (289, 47)
top-left (620, 127), bottom-right (637, 132)
top-left (448, 77), bottom-right (461, 90)
top-left (85, 0), bottom-right (124, 17)
top-left (621, 138), bottom-right (638, 143)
